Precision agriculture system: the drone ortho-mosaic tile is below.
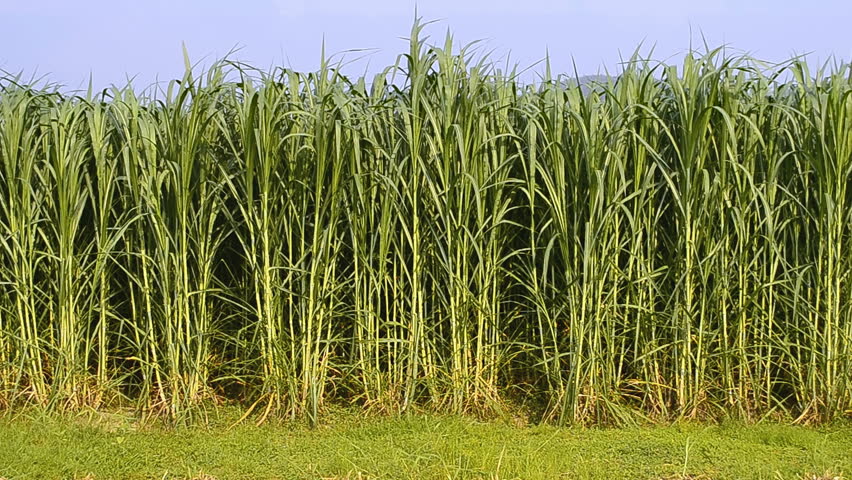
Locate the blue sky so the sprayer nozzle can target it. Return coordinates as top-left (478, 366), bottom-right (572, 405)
top-left (2, 0), bottom-right (849, 90)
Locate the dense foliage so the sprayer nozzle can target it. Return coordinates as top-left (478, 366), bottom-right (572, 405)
top-left (2, 23), bottom-right (851, 425)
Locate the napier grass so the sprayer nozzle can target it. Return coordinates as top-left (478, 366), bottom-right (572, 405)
top-left (1, 21), bottom-right (851, 426)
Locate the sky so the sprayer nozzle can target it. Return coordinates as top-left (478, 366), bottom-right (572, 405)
top-left (1, 0), bottom-right (850, 90)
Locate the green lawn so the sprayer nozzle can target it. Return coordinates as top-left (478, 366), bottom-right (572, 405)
top-left (0, 411), bottom-right (849, 479)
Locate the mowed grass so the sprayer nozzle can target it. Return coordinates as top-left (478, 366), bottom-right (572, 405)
top-left (0, 412), bottom-right (849, 479)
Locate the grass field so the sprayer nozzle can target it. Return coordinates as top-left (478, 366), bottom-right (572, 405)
top-left (5, 16), bottom-right (852, 480)
top-left (0, 411), bottom-right (849, 479)
top-left (2, 18), bottom-right (852, 431)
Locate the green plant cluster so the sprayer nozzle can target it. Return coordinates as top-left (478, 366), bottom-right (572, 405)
top-left (1, 22), bottom-right (851, 425)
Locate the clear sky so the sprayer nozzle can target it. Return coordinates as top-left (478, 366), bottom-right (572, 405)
top-left (2, 0), bottom-right (850, 90)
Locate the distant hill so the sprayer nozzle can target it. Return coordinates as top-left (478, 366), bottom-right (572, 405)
top-left (562, 74), bottom-right (614, 94)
